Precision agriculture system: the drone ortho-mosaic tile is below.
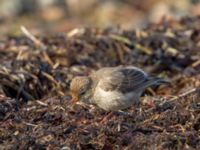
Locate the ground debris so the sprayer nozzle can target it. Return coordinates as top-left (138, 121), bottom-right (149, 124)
top-left (0, 16), bottom-right (200, 149)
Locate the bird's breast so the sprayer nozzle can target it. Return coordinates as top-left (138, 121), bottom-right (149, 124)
top-left (93, 87), bottom-right (140, 111)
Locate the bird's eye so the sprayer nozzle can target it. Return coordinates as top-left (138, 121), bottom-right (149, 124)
top-left (80, 90), bottom-right (86, 96)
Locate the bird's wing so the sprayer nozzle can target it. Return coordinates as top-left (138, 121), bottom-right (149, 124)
top-left (98, 66), bottom-right (163, 93)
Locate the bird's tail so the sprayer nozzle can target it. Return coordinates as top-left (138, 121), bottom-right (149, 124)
top-left (136, 76), bottom-right (170, 91)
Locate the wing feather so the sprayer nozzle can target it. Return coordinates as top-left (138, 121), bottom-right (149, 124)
top-left (96, 66), bottom-right (167, 93)
top-left (97, 67), bottom-right (146, 92)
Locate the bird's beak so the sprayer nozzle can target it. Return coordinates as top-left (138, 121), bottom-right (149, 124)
top-left (71, 94), bottom-right (79, 103)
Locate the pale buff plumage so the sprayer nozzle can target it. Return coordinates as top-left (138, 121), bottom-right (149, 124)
top-left (70, 66), bottom-right (168, 111)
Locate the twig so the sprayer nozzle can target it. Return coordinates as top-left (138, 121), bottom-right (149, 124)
top-left (24, 122), bottom-right (38, 127)
top-left (20, 26), bottom-right (47, 50)
top-left (1, 79), bottom-right (35, 100)
top-left (109, 34), bottom-right (132, 45)
top-left (36, 100), bottom-right (48, 106)
top-left (160, 88), bottom-right (199, 106)
top-left (21, 27), bottom-right (53, 66)
top-left (53, 105), bottom-right (65, 111)
top-left (67, 28), bottom-right (85, 37)
top-left (41, 71), bottom-right (60, 87)
top-left (145, 88), bottom-right (199, 113)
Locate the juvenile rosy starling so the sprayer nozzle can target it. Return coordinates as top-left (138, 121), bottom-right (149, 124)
top-left (70, 66), bottom-right (168, 111)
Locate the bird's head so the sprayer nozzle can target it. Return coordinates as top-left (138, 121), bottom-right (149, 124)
top-left (70, 76), bottom-right (92, 103)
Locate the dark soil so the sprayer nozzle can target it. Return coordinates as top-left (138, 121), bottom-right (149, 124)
top-left (0, 16), bottom-right (200, 150)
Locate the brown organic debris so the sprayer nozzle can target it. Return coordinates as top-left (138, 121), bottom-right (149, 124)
top-left (0, 16), bottom-right (200, 149)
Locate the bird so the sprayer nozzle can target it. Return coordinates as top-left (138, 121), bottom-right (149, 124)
top-left (70, 66), bottom-right (168, 111)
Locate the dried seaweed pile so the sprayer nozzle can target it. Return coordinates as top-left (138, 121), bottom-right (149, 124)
top-left (0, 16), bottom-right (200, 149)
